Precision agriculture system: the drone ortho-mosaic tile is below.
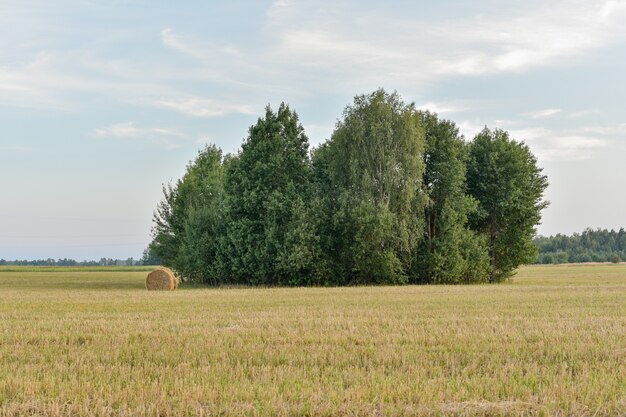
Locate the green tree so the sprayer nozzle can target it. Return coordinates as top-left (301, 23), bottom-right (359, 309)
top-left (414, 112), bottom-right (489, 284)
top-left (151, 145), bottom-right (226, 282)
top-left (467, 128), bottom-right (549, 282)
top-left (323, 89), bottom-right (426, 284)
top-left (223, 103), bottom-right (320, 285)
top-left (140, 243), bottom-right (161, 266)
top-left (310, 142), bottom-right (342, 285)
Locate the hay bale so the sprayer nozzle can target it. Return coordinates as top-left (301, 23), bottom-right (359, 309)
top-left (145, 267), bottom-right (178, 291)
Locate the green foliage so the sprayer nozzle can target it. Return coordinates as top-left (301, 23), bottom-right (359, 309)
top-left (149, 90), bottom-right (548, 286)
top-left (222, 103), bottom-right (321, 285)
top-left (151, 145), bottom-right (226, 282)
top-left (534, 228), bottom-right (626, 264)
top-left (414, 112), bottom-right (489, 284)
top-left (140, 243), bottom-right (161, 266)
top-left (466, 128), bottom-right (549, 282)
top-left (322, 90), bottom-right (426, 284)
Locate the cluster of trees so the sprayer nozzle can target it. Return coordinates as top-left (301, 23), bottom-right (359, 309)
top-left (151, 90), bottom-right (548, 286)
top-left (534, 228), bottom-right (626, 264)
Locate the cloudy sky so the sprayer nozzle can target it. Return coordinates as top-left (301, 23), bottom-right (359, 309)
top-left (1, 0), bottom-right (626, 260)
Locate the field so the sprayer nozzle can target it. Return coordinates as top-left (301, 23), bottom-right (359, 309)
top-left (0, 265), bottom-right (624, 416)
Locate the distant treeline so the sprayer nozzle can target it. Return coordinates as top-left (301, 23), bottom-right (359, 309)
top-left (0, 258), bottom-right (155, 267)
top-left (0, 247), bottom-right (161, 267)
top-left (149, 89), bottom-right (548, 286)
top-left (534, 228), bottom-right (626, 264)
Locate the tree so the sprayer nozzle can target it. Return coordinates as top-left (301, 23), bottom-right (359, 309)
top-left (222, 103), bottom-right (320, 285)
top-left (467, 128), bottom-right (549, 282)
top-left (414, 112), bottom-right (489, 284)
top-left (323, 89), bottom-right (426, 284)
top-left (140, 243), bottom-right (161, 266)
top-left (150, 145), bottom-right (226, 282)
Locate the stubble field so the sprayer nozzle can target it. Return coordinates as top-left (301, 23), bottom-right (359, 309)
top-left (0, 264), bottom-right (624, 416)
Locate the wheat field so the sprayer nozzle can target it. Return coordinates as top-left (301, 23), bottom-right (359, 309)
top-left (0, 264), bottom-right (624, 416)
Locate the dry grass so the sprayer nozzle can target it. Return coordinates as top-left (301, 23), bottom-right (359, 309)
top-left (0, 265), bottom-right (624, 416)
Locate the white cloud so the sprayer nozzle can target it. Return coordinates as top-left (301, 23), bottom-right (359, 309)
top-left (416, 101), bottom-right (468, 115)
top-left (156, 97), bottom-right (254, 117)
top-left (302, 123), bottom-right (335, 144)
top-left (195, 136), bottom-right (211, 144)
top-left (3, 1), bottom-right (626, 115)
top-left (149, 1), bottom-right (626, 97)
top-left (0, 146), bottom-right (36, 152)
top-left (267, 0), bottom-right (293, 18)
top-left (510, 126), bottom-right (607, 161)
top-left (161, 28), bottom-right (242, 62)
top-left (264, 0), bottom-right (626, 85)
top-left (600, 0), bottom-right (626, 21)
top-left (568, 110), bottom-right (598, 118)
top-left (0, 51), bottom-right (183, 111)
top-left (576, 123), bottom-right (626, 136)
top-left (161, 28), bottom-right (207, 61)
top-left (521, 108), bottom-right (600, 120)
top-left (509, 121), bottom-right (626, 161)
top-left (456, 119), bottom-right (489, 141)
top-left (455, 119), bottom-right (624, 161)
top-left (523, 109), bottom-right (563, 119)
top-left (3, 0), bottom-right (626, 124)
top-left (94, 122), bottom-right (182, 138)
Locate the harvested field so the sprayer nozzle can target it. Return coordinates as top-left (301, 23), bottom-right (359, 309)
top-left (0, 265), bottom-right (624, 416)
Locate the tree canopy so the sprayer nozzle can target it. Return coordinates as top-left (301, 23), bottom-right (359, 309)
top-left (321, 90), bottom-right (425, 284)
top-left (151, 144), bottom-right (226, 283)
top-left (222, 103), bottom-right (319, 285)
top-left (466, 128), bottom-right (549, 282)
top-left (415, 112), bottom-right (489, 284)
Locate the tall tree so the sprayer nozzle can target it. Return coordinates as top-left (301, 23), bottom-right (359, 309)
top-left (466, 128), bottom-right (549, 282)
top-left (414, 112), bottom-right (489, 284)
top-left (223, 103), bottom-right (320, 285)
top-left (324, 89), bottom-right (426, 284)
top-left (151, 145), bottom-right (226, 282)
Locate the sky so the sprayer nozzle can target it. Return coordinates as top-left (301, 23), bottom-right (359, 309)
top-left (1, 0), bottom-right (626, 260)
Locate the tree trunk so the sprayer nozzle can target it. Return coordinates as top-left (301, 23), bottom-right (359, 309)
top-left (489, 212), bottom-right (496, 283)
top-left (489, 245), bottom-right (495, 284)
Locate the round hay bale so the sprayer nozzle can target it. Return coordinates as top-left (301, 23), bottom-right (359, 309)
top-left (145, 267), bottom-right (178, 291)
